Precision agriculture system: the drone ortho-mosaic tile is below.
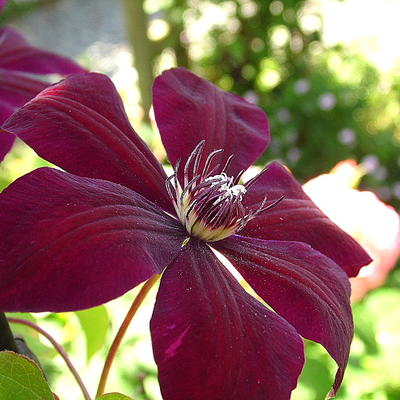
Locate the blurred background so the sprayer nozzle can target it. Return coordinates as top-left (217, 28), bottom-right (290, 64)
top-left (1, 0), bottom-right (399, 399)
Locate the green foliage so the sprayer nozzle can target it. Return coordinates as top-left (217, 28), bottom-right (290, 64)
top-left (336, 288), bottom-right (400, 399)
top-left (96, 393), bottom-right (134, 400)
top-left (76, 305), bottom-right (109, 362)
top-left (0, 351), bottom-right (54, 400)
top-left (294, 346), bottom-right (333, 400)
top-left (0, 141), bottom-right (52, 191)
top-left (145, 0), bottom-right (400, 207)
top-left (6, 313), bottom-right (59, 362)
top-left (0, 0), bottom-right (40, 25)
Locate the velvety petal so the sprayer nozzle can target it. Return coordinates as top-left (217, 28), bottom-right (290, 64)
top-left (0, 0), bottom-right (6, 13)
top-left (214, 235), bottom-right (353, 397)
top-left (0, 68), bottom-right (49, 109)
top-left (0, 98), bottom-right (13, 121)
top-left (153, 68), bottom-right (269, 181)
top-left (241, 162), bottom-right (372, 276)
top-left (151, 239), bottom-right (304, 400)
top-left (0, 101), bottom-right (15, 161)
top-left (0, 130), bottom-right (14, 162)
top-left (1, 72), bottom-right (174, 212)
top-left (0, 69), bottom-right (48, 162)
top-left (0, 167), bottom-right (186, 312)
top-left (0, 27), bottom-right (86, 74)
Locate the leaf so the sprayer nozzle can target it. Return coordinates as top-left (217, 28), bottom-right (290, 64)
top-left (6, 313), bottom-right (57, 359)
top-left (353, 301), bottom-right (378, 355)
top-left (298, 356), bottom-right (332, 400)
top-left (0, 351), bottom-right (54, 400)
top-left (75, 305), bottom-right (109, 362)
top-left (96, 393), bottom-right (133, 400)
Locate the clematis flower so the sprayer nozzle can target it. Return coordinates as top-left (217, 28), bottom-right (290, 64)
top-left (0, 9), bottom-right (85, 161)
top-left (303, 160), bottom-right (400, 302)
top-left (0, 69), bottom-right (371, 399)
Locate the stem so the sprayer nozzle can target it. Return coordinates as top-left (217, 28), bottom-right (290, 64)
top-left (122, 0), bottom-right (155, 120)
top-left (8, 317), bottom-right (92, 400)
top-left (96, 274), bottom-right (160, 398)
top-left (0, 312), bottom-right (18, 352)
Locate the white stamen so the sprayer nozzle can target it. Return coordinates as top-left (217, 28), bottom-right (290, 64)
top-left (217, 184), bottom-right (247, 202)
top-left (205, 173), bottom-right (228, 184)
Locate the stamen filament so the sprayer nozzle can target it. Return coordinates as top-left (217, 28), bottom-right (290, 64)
top-left (244, 165), bottom-right (269, 190)
top-left (234, 169), bottom-right (245, 185)
top-left (221, 154), bottom-right (234, 173)
top-left (180, 174), bottom-right (201, 201)
top-left (258, 195), bottom-right (285, 214)
top-left (184, 140), bottom-right (205, 186)
top-left (201, 149), bottom-right (223, 180)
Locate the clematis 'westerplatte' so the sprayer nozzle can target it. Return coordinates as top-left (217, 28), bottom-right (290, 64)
top-left (0, 5), bottom-right (85, 161)
top-left (0, 68), bottom-right (371, 399)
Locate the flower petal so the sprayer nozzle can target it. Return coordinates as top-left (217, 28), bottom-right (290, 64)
top-left (0, 27), bottom-right (86, 74)
top-left (0, 69), bottom-right (48, 109)
top-left (151, 239), bottom-right (304, 400)
top-left (1, 72), bottom-right (174, 212)
top-left (214, 236), bottom-right (353, 394)
top-left (214, 235), bottom-right (353, 396)
top-left (153, 68), bottom-right (269, 180)
top-left (0, 102), bottom-right (15, 161)
top-left (0, 130), bottom-right (14, 162)
top-left (0, 167), bottom-right (186, 312)
top-left (0, 0), bottom-right (6, 13)
top-left (241, 162), bottom-right (372, 276)
top-left (0, 68), bottom-right (48, 163)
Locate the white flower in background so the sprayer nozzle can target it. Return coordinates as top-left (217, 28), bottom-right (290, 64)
top-left (243, 91), bottom-right (259, 104)
top-left (361, 154), bottom-right (380, 173)
top-left (287, 147), bottom-right (301, 164)
top-left (318, 92), bottom-right (336, 110)
top-left (338, 128), bottom-right (356, 145)
top-left (277, 108), bottom-right (291, 123)
top-left (393, 182), bottom-right (400, 200)
top-left (294, 78), bottom-right (310, 95)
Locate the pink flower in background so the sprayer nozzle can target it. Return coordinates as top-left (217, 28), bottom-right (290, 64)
top-left (0, 2), bottom-right (85, 161)
top-left (303, 160), bottom-right (400, 302)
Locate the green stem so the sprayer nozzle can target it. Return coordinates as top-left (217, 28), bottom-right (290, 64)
top-left (96, 274), bottom-right (160, 398)
top-left (8, 317), bottom-right (92, 400)
top-left (122, 0), bottom-right (155, 120)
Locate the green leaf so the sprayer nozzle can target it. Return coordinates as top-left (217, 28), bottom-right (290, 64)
top-left (353, 301), bottom-right (379, 355)
top-left (75, 305), bottom-right (109, 362)
top-left (96, 393), bottom-right (133, 400)
top-left (0, 351), bottom-right (54, 400)
top-left (6, 313), bottom-right (58, 359)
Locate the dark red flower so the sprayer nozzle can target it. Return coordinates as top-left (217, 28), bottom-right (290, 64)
top-left (0, 69), bottom-right (371, 399)
top-left (0, 20), bottom-right (85, 161)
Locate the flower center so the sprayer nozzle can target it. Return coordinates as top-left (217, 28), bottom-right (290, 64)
top-left (180, 172), bottom-right (247, 241)
top-left (166, 141), bottom-right (283, 242)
